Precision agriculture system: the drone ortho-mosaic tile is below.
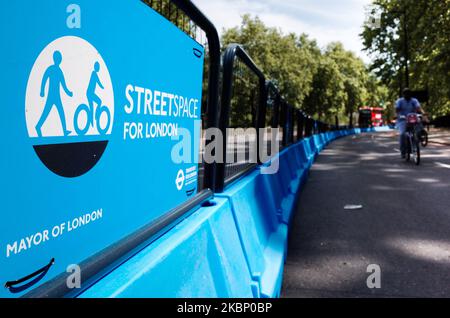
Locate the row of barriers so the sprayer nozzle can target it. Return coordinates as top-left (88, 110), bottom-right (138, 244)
top-left (145, 0), bottom-right (336, 194)
top-left (21, 0), bottom-right (389, 298)
top-left (217, 44), bottom-right (338, 192)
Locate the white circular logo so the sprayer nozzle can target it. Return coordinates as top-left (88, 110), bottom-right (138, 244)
top-left (25, 36), bottom-right (114, 178)
top-left (25, 36), bottom-right (114, 138)
top-left (176, 169), bottom-right (185, 191)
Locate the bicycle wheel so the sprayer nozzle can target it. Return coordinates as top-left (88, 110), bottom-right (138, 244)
top-left (420, 130), bottom-right (428, 147)
top-left (96, 105), bottom-right (111, 135)
top-left (414, 138), bottom-right (421, 165)
top-left (405, 133), bottom-right (411, 162)
top-left (74, 104), bottom-right (91, 136)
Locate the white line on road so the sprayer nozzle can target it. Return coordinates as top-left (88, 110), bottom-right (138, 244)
top-left (435, 162), bottom-right (450, 169)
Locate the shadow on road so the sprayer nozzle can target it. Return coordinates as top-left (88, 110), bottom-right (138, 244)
top-left (282, 132), bottom-right (450, 298)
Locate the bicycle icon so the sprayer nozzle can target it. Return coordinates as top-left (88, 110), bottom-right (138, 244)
top-left (73, 102), bottom-right (111, 136)
top-left (73, 61), bottom-right (111, 136)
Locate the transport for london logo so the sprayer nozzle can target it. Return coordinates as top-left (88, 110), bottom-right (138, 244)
top-left (25, 36), bottom-right (114, 177)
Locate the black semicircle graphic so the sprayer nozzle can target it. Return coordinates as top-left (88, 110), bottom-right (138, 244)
top-left (33, 141), bottom-right (108, 178)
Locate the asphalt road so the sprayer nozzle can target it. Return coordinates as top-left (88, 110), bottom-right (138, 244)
top-left (282, 131), bottom-right (450, 298)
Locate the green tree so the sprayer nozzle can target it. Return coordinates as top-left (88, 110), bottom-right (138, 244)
top-left (361, 0), bottom-right (450, 117)
top-left (325, 43), bottom-right (368, 125)
top-left (303, 55), bottom-right (345, 122)
top-left (221, 15), bottom-right (316, 109)
top-left (222, 16), bottom-right (380, 125)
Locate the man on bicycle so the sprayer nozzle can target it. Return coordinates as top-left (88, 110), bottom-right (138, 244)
top-left (87, 61), bottom-right (105, 127)
top-left (395, 88), bottom-right (424, 158)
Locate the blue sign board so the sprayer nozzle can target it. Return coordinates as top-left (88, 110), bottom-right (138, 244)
top-left (0, 0), bottom-right (204, 297)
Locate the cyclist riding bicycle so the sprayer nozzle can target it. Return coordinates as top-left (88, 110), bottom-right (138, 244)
top-left (395, 88), bottom-right (424, 158)
top-left (87, 61), bottom-right (104, 126)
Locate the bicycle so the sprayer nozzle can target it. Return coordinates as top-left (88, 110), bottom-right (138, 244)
top-left (400, 113), bottom-right (422, 165)
top-left (417, 117), bottom-right (429, 147)
top-left (73, 102), bottom-right (111, 136)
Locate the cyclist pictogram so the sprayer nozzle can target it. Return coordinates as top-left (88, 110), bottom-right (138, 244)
top-left (73, 61), bottom-right (111, 136)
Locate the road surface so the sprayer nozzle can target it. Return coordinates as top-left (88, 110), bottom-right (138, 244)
top-left (282, 131), bottom-right (450, 297)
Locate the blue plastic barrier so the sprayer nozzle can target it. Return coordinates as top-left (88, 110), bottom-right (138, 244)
top-left (78, 127), bottom-right (391, 298)
top-left (216, 172), bottom-right (288, 298)
top-left (79, 197), bottom-right (255, 298)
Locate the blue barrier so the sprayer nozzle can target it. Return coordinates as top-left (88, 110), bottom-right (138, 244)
top-left (216, 172), bottom-right (288, 298)
top-left (79, 197), bottom-right (255, 298)
top-left (78, 127), bottom-right (391, 298)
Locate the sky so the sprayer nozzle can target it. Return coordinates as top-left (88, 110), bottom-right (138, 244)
top-left (192, 0), bottom-right (373, 63)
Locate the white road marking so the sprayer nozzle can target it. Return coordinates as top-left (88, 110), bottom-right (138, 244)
top-left (435, 162), bottom-right (450, 169)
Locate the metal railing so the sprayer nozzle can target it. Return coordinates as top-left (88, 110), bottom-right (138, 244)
top-left (216, 44), bottom-right (266, 192)
top-left (145, 2), bottom-right (334, 194)
top-left (143, 0), bottom-right (220, 192)
top-left (216, 43), bottom-right (332, 192)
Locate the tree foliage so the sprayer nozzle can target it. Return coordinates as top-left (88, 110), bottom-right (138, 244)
top-left (222, 15), bottom-right (316, 108)
top-left (222, 15), bottom-right (386, 124)
top-left (361, 0), bottom-right (450, 117)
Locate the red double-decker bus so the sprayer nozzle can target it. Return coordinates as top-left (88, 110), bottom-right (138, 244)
top-left (358, 107), bottom-right (384, 128)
